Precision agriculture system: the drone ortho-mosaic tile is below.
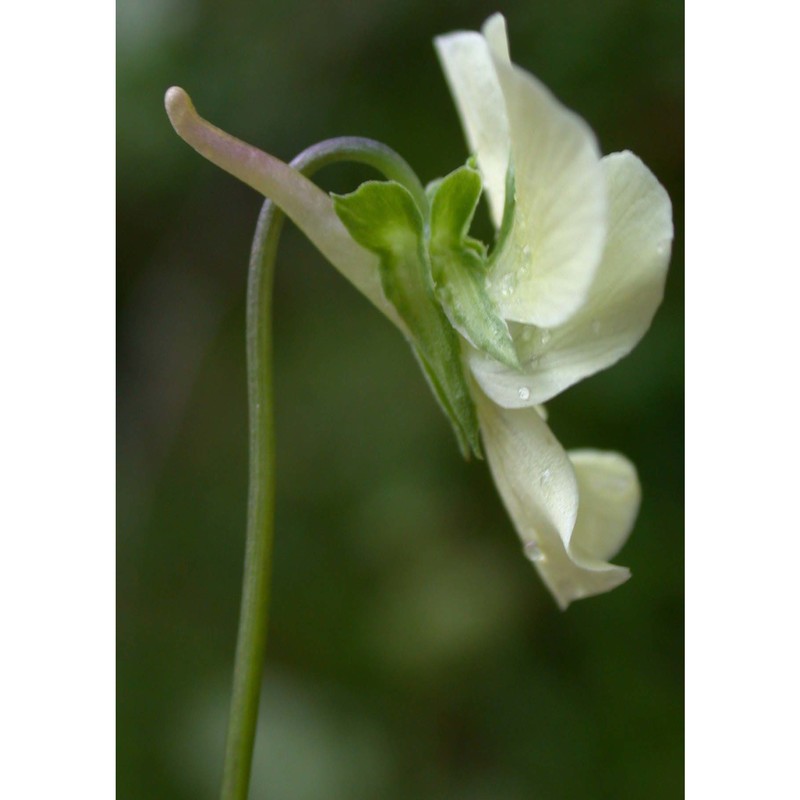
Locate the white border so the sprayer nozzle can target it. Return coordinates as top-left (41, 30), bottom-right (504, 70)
top-left (686, 1), bottom-right (799, 796)
top-left (2, 2), bottom-right (115, 796)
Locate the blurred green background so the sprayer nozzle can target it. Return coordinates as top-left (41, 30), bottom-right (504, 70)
top-left (117, 1), bottom-right (683, 798)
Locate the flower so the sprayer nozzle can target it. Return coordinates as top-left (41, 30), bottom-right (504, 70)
top-left (434, 14), bottom-right (673, 607)
top-left (165, 13), bottom-right (672, 609)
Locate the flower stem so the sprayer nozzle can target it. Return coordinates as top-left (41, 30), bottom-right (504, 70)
top-left (219, 137), bottom-right (423, 800)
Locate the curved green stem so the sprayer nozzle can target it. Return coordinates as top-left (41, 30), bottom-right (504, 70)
top-left (294, 136), bottom-right (428, 213)
top-left (219, 138), bottom-right (423, 800)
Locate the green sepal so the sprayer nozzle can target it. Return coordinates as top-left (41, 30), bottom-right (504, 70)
top-left (428, 163), bottom-right (519, 369)
top-left (425, 176), bottom-right (444, 205)
top-left (333, 180), bottom-right (482, 459)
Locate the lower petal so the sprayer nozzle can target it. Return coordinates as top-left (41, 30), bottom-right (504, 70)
top-left (474, 389), bottom-right (633, 609)
top-left (568, 450), bottom-right (640, 565)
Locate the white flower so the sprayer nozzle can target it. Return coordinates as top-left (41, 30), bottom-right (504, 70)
top-left (164, 13), bottom-right (672, 610)
top-left (436, 13), bottom-right (672, 607)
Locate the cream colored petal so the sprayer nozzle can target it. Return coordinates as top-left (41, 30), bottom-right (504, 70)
top-left (474, 389), bottom-right (631, 610)
top-left (481, 13), bottom-right (511, 63)
top-left (437, 15), bottom-right (607, 326)
top-left (470, 151), bottom-right (672, 407)
top-left (568, 450), bottom-right (640, 564)
top-left (434, 29), bottom-right (510, 227)
top-left (486, 49), bottom-right (607, 328)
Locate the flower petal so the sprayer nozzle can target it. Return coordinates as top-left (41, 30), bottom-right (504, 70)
top-left (474, 389), bottom-right (632, 609)
top-left (481, 12), bottom-right (511, 64)
top-left (470, 150), bottom-right (673, 407)
top-left (434, 26), bottom-right (510, 227)
top-left (568, 450), bottom-right (640, 564)
top-left (485, 20), bottom-right (607, 328)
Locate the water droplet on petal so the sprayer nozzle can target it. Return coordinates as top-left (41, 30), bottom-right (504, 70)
top-left (524, 541), bottom-right (545, 562)
top-left (517, 386), bottom-right (530, 401)
top-left (539, 468), bottom-right (552, 487)
top-left (539, 328), bottom-right (551, 345)
top-left (499, 273), bottom-right (517, 297)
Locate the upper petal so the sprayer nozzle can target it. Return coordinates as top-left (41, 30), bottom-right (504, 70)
top-left (470, 151), bottom-right (673, 408)
top-left (474, 388), bottom-right (633, 609)
top-left (434, 26), bottom-right (510, 227)
top-left (436, 16), bottom-right (607, 330)
top-left (486, 38), bottom-right (607, 328)
top-left (481, 12), bottom-right (511, 64)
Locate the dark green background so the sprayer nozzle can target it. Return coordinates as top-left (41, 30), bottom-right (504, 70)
top-left (118, 1), bottom-right (683, 797)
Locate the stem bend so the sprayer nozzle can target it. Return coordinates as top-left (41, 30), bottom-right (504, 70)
top-left (219, 135), bottom-right (424, 800)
